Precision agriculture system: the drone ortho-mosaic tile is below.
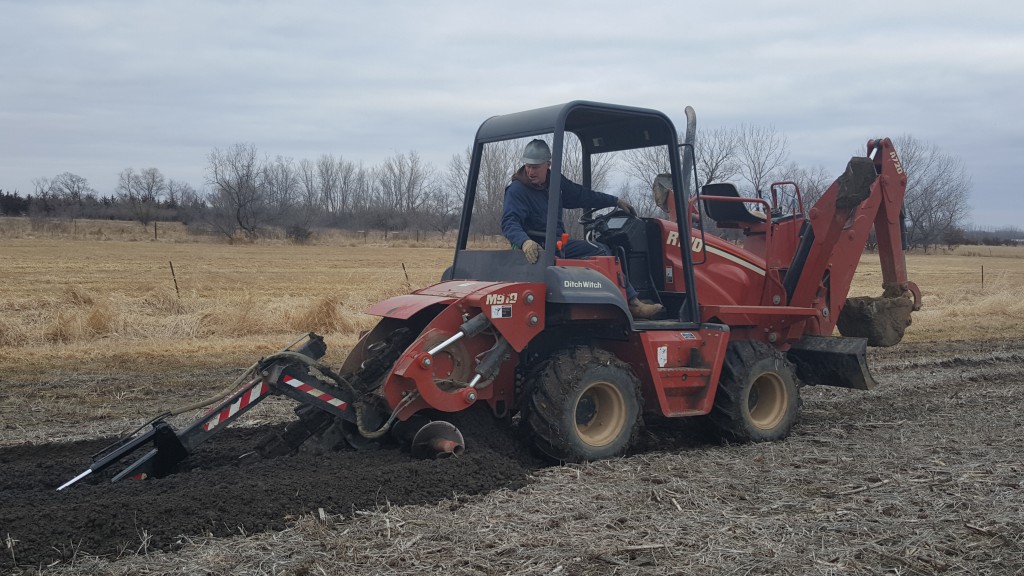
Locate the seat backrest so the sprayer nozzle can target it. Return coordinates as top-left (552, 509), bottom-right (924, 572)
top-left (701, 183), bottom-right (765, 225)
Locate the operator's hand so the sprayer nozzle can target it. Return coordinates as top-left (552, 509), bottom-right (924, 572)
top-left (522, 239), bottom-right (541, 264)
top-left (617, 198), bottom-right (637, 217)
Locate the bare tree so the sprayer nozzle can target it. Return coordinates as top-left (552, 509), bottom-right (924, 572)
top-left (335, 157), bottom-right (361, 219)
top-left (736, 124), bottom-right (789, 196)
top-left (166, 179), bottom-right (194, 208)
top-left (117, 167), bottom-right (167, 226)
top-left (560, 135), bottom-right (615, 191)
top-left (696, 126), bottom-right (741, 189)
top-left (428, 162), bottom-right (462, 240)
top-left (778, 162), bottom-right (833, 211)
top-left (619, 127), bottom-right (739, 191)
top-left (298, 158), bottom-right (326, 225)
top-left (473, 141), bottom-right (521, 237)
top-left (620, 145), bottom-right (669, 190)
top-left (894, 134), bottom-right (972, 251)
top-left (617, 180), bottom-right (661, 218)
top-left (264, 155), bottom-right (313, 239)
top-left (29, 172), bottom-right (96, 220)
top-left (619, 145), bottom-right (670, 218)
top-left (206, 143), bottom-right (266, 239)
top-left (167, 179), bottom-right (202, 223)
top-left (374, 151), bottom-right (436, 237)
top-left (48, 172), bottom-right (95, 204)
top-left (619, 127), bottom-right (740, 219)
top-left (316, 154), bottom-right (343, 215)
top-left (442, 150), bottom-right (470, 234)
top-left (30, 177), bottom-right (56, 215)
top-left (347, 163), bottom-right (372, 216)
top-left (311, 154), bottom-right (364, 226)
top-left (263, 156), bottom-right (300, 215)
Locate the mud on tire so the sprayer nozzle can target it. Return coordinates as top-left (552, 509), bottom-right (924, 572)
top-left (525, 347), bottom-right (642, 462)
top-left (709, 340), bottom-right (800, 442)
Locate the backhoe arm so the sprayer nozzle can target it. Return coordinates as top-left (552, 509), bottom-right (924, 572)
top-left (787, 138), bottom-right (920, 346)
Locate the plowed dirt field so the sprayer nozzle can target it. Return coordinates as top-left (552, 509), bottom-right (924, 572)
top-left (2, 339), bottom-right (1022, 575)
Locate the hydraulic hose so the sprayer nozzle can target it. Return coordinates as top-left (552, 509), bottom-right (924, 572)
top-left (150, 334), bottom-right (399, 442)
top-left (260, 350), bottom-right (402, 440)
top-left (161, 333), bottom-right (312, 418)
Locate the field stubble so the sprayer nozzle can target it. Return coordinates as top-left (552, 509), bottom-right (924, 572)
top-left (2, 227), bottom-right (1024, 574)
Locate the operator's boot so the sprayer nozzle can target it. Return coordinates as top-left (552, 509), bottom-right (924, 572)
top-left (629, 297), bottom-right (664, 320)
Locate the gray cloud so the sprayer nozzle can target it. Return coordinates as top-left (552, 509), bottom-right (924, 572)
top-left (1, 0), bottom-right (1020, 227)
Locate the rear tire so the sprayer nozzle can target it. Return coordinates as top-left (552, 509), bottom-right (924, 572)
top-left (526, 347), bottom-right (642, 462)
top-left (709, 341), bottom-right (799, 442)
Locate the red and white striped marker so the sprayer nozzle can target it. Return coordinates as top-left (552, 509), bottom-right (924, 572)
top-left (282, 375), bottom-right (348, 410)
top-left (203, 382), bottom-right (270, 431)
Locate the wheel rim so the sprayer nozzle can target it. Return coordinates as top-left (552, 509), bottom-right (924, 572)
top-left (574, 381), bottom-right (627, 447)
top-left (747, 372), bottom-right (788, 430)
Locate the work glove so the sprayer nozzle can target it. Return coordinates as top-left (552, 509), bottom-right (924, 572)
top-left (617, 198), bottom-right (637, 217)
top-left (522, 239), bottom-right (541, 264)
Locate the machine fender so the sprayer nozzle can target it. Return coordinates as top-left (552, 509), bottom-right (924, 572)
top-left (545, 266), bottom-right (630, 316)
top-left (366, 293), bottom-right (454, 320)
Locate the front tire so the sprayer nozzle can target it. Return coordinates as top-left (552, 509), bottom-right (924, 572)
top-left (526, 347), bottom-right (642, 462)
top-left (709, 341), bottom-right (800, 442)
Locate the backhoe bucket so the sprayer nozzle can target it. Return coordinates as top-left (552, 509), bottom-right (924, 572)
top-left (837, 295), bottom-right (915, 347)
top-left (787, 335), bottom-right (878, 390)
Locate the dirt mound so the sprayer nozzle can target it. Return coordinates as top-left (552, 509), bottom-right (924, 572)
top-left (0, 419), bottom-right (539, 569)
top-left (837, 294), bottom-right (915, 347)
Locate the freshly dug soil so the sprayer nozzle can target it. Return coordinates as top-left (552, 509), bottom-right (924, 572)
top-left (2, 339), bottom-right (1022, 574)
top-left (0, 413), bottom-right (539, 570)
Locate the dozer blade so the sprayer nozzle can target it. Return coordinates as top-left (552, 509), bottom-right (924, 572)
top-left (837, 295), bottom-right (915, 347)
top-left (787, 335), bottom-right (878, 390)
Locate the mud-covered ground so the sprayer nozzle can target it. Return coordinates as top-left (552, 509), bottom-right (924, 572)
top-left (0, 407), bottom-right (539, 571)
top-left (2, 339), bottom-right (1022, 575)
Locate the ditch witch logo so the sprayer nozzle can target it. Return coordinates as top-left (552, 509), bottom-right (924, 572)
top-left (563, 280), bottom-right (603, 289)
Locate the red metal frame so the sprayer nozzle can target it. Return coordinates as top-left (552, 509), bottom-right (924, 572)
top-left (366, 140), bottom-right (918, 424)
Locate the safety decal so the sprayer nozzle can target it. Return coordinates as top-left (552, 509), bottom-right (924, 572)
top-left (657, 346), bottom-right (668, 368)
top-left (203, 381), bottom-right (270, 431)
top-left (491, 305), bottom-right (512, 318)
top-left (681, 332), bottom-right (697, 340)
top-left (283, 375), bottom-right (348, 410)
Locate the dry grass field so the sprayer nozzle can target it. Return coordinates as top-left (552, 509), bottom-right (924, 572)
top-left (0, 221), bottom-right (451, 377)
top-left (3, 218), bottom-right (1024, 380)
top-left (2, 219), bottom-right (1023, 575)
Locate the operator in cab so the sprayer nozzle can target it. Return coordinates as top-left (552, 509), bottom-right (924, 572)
top-left (501, 139), bottom-right (664, 320)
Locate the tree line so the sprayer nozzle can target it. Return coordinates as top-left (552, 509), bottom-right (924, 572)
top-left (1, 127), bottom-right (1002, 250)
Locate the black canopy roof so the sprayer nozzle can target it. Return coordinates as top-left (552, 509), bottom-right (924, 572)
top-left (473, 100), bottom-right (679, 155)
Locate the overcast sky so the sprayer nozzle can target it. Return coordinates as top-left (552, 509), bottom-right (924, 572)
top-left (2, 1), bottom-right (1021, 227)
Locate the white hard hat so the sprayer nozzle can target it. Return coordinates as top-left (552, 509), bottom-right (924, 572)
top-left (522, 139), bottom-right (551, 165)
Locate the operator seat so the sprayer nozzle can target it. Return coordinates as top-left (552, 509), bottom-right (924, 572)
top-left (701, 183), bottom-right (765, 226)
